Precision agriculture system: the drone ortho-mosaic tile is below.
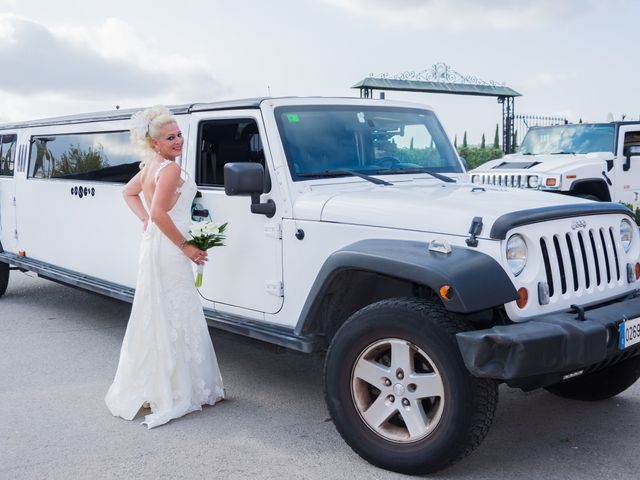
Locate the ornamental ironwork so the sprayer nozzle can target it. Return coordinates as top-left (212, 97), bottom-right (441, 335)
top-left (371, 62), bottom-right (504, 87)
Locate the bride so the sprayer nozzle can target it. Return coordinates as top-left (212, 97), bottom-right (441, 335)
top-left (105, 105), bottom-right (224, 428)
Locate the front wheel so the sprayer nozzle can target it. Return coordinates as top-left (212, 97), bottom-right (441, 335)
top-left (324, 298), bottom-right (498, 474)
top-left (545, 354), bottom-right (640, 401)
top-left (0, 261), bottom-right (9, 297)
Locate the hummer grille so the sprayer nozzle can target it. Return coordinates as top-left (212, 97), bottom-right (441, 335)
top-left (472, 173), bottom-right (534, 188)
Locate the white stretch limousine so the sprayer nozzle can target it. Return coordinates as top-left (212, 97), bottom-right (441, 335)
top-left (1, 98), bottom-right (640, 474)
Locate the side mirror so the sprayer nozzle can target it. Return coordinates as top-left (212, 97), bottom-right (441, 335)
top-left (224, 163), bottom-right (276, 217)
top-left (624, 145), bottom-right (640, 172)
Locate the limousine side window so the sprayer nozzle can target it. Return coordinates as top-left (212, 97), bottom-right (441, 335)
top-left (28, 131), bottom-right (140, 183)
top-left (196, 119), bottom-right (268, 189)
top-left (0, 134), bottom-right (17, 177)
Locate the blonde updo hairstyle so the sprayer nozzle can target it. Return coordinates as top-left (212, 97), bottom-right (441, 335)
top-left (130, 105), bottom-right (177, 167)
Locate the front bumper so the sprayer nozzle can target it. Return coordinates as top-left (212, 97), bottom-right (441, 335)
top-left (456, 293), bottom-right (640, 389)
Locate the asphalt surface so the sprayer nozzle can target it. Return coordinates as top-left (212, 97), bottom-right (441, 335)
top-left (1, 270), bottom-right (639, 480)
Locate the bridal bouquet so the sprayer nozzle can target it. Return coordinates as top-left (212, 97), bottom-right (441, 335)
top-left (186, 221), bottom-right (228, 287)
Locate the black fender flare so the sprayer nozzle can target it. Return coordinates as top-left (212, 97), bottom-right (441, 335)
top-left (568, 178), bottom-right (612, 201)
top-left (294, 239), bottom-right (517, 335)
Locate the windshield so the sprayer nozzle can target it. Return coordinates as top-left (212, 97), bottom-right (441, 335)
top-left (274, 105), bottom-right (462, 180)
top-left (519, 124), bottom-right (615, 155)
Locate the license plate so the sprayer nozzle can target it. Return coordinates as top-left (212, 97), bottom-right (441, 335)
top-left (619, 316), bottom-right (640, 349)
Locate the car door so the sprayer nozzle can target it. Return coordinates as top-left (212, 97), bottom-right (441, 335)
top-left (615, 125), bottom-right (640, 207)
top-left (0, 133), bottom-right (18, 253)
top-left (188, 111), bottom-right (283, 316)
top-left (13, 122), bottom-right (145, 287)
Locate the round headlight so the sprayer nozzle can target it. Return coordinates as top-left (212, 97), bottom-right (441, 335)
top-left (506, 234), bottom-right (528, 276)
top-left (527, 175), bottom-right (539, 188)
top-left (620, 218), bottom-right (634, 252)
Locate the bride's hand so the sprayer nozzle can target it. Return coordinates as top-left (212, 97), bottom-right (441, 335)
top-left (182, 244), bottom-right (208, 265)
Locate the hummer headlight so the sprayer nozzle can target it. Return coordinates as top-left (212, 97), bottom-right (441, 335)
top-left (620, 218), bottom-right (634, 252)
top-left (527, 176), bottom-right (540, 188)
top-left (506, 234), bottom-right (528, 276)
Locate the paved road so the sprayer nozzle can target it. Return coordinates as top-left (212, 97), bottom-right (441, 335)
top-left (1, 271), bottom-right (639, 479)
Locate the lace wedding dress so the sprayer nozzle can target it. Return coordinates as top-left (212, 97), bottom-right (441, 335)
top-left (105, 160), bottom-right (224, 428)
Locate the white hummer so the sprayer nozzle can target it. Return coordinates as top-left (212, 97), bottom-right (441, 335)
top-left (1, 98), bottom-right (640, 474)
top-left (469, 121), bottom-right (640, 206)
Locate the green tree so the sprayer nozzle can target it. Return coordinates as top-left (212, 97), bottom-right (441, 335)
top-left (493, 123), bottom-right (500, 149)
top-left (457, 145), bottom-right (503, 169)
top-left (481, 133), bottom-right (486, 149)
top-left (52, 144), bottom-right (108, 177)
top-left (462, 131), bottom-right (468, 148)
top-left (395, 147), bottom-right (442, 167)
top-left (454, 135), bottom-right (458, 149)
top-left (409, 137), bottom-right (414, 150)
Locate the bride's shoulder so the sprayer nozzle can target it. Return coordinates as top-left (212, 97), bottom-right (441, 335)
top-left (155, 159), bottom-right (180, 179)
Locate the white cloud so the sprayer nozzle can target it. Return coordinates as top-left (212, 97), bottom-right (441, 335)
top-left (0, 14), bottom-right (229, 120)
top-left (519, 71), bottom-right (577, 90)
top-left (320, 0), bottom-right (600, 31)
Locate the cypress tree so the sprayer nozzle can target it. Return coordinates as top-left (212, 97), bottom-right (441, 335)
top-left (462, 131), bottom-right (468, 148)
top-left (493, 123), bottom-right (499, 148)
top-left (481, 133), bottom-right (486, 149)
top-left (454, 135), bottom-right (457, 149)
top-left (410, 137), bottom-right (414, 150)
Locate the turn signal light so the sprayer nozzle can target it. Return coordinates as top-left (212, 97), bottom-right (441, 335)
top-left (439, 285), bottom-right (454, 301)
top-left (636, 263), bottom-right (640, 280)
top-left (516, 287), bottom-right (528, 309)
top-left (545, 178), bottom-right (557, 187)
top-left (18, 250), bottom-right (26, 257)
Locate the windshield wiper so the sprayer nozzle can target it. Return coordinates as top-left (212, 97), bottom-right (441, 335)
top-left (297, 169), bottom-right (393, 186)
top-left (374, 167), bottom-right (456, 183)
top-left (550, 151), bottom-right (576, 155)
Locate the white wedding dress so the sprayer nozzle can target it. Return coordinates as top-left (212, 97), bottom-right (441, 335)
top-left (105, 160), bottom-right (224, 428)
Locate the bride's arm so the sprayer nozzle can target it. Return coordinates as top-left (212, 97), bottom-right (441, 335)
top-left (151, 162), bottom-right (207, 264)
top-left (123, 171), bottom-right (149, 229)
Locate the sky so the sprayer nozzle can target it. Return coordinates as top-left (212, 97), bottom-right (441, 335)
top-left (0, 0), bottom-right (638, 144)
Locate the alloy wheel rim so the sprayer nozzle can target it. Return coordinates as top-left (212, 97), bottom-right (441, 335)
top-left (350, 338), bottom-right (445, 443)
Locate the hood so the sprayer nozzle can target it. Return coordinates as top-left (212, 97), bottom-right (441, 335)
top-left (293, 180), bottom-right (591, 238)
top-left (471, 151), bottom-right (614, 175)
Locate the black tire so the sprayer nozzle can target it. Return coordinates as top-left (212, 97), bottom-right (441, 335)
top-left (0, 261), bottom-right (9, 297)
top-left (545, 354), bottom-right (640, 401)
top-left (323, 297), bottom-right (498, 475)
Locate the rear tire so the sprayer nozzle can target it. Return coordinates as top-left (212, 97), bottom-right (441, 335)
top-left (545, 355), bottom-right (640, 401)
top-left (324, 297), bottom-right (498, 474)
top-left (0, 261), bottom-right (9, 297)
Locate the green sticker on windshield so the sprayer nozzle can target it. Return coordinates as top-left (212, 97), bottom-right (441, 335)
top-left (286, 113), bottom-right (300, 123)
